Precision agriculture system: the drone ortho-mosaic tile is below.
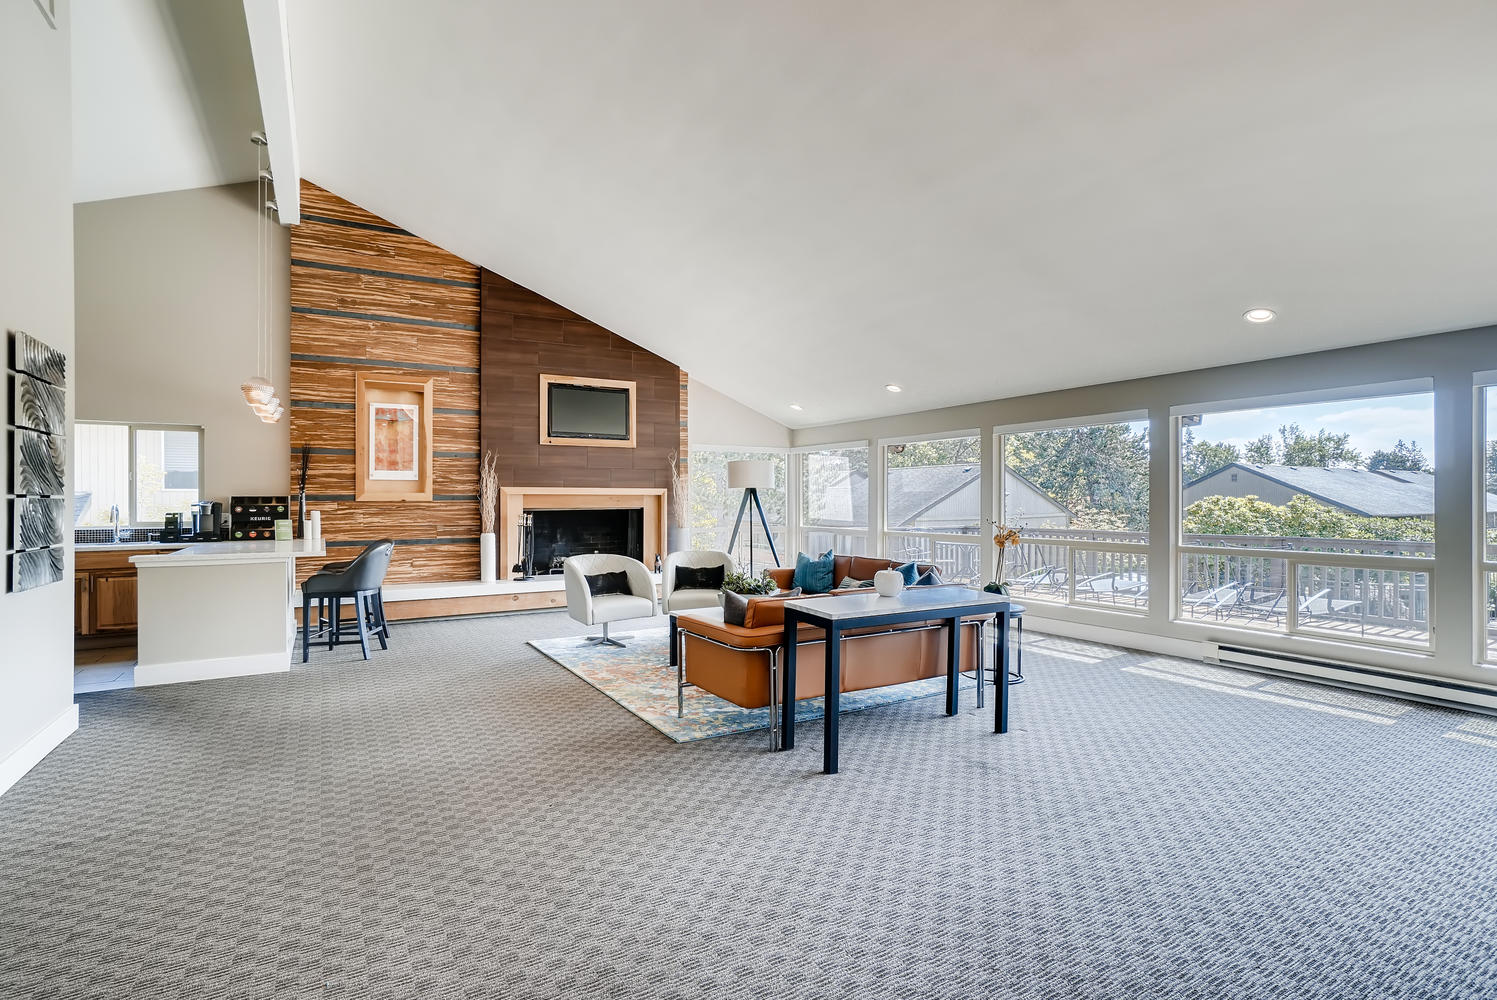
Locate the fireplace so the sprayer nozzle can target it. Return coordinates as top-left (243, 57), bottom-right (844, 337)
top-left (498, 486), bottom-right (667, 581)
top-left (529, 507), bottom-right (644, 574)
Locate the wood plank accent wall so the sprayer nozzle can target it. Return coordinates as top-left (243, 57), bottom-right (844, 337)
top-left (479, 270), bottom-right (686, 538)
top-left (289, 181), bottom-right (481, 585)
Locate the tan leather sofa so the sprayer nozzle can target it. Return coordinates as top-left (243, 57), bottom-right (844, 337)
top-left (673, 554), bottom-right (987, 748)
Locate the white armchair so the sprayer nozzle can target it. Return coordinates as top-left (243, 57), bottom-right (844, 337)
top-left (662, 549), bottom-right (735, 614)
top-left (563, 554), bottom-right (658, 647)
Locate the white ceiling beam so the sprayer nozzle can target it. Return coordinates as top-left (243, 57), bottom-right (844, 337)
top-left (242, 0), bottom-right (299, 224)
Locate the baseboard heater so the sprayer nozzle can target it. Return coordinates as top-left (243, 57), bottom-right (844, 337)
top-left (1210, 643), bottom-right (1497, 716)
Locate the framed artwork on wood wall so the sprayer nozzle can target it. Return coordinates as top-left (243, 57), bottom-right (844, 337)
top-left (355, 374), bottom-right (434, 501)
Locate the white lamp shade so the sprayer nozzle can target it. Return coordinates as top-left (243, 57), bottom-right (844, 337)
top-left (727, 459), bottom-right (774, 491)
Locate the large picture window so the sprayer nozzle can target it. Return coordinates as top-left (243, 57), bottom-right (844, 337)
top-left (74, 421), bottom-right (202, 527)
top-left (1480, 384), bottom-right (1497, 663)
top-left (882, 434), bottom-right (981, 585)
top-left (1177, 389), bottom-right (1434, 649)
top-left (799, 444), bottom-right (869, 556)
top-left (689, 447), bottom-right (788, 574)
top-left (998, 417), bottom-right (1150, 612)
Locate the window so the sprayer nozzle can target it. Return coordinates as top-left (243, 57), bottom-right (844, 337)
top-left (689, 447), bottom-right (788, 574)
top-left (883, 434), bottom-right (981, 585)
top-left (74, 422), bottom-right (202, 527)
top-left (998, 418), bottom-right (1150, 612)
top-left (798, 444), bottom-right (869, 557)
top-left (1480, 383), bottom-right (1497, 663)
top-left (1177, 389), bottom-right (1433, 649)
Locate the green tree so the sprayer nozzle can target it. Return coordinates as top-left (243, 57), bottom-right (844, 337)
top-left (1243, 434), bottom-right (1275, 465)
top-left (885, 437), bottom-right (980, 469)
top-left (1183, 493), bottom-right (1433, 545)
top-left (1005, 424), bottom-right (1149, 531)
top-left (1276, 423), bottom-right (1362, 468)
top-left (1368, 439), bottom-right (1429, 472)
top-left (1181, 428), bottom-right (1241, 482)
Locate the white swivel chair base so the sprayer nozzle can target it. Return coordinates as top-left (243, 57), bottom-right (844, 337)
top-left (587, 622), bottom-right (630, 648)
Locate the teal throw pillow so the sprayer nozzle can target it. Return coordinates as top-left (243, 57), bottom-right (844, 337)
top-left (895, 561), bottom-right (921, 585)
top-left (793, 548), bottom-right (836, 594)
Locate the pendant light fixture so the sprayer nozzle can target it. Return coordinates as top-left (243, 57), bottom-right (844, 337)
top-left (242, 130), bottom-right (284, 423)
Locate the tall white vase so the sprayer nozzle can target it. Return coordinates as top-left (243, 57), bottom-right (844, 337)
top-left (480, 532), bottom-right (498, 583)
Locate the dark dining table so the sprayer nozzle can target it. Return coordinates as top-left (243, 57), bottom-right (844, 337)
top-left (779, 586), bottom-right (1015, 774)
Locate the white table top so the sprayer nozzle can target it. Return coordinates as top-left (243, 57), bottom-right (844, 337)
top-left (782, 585), bottom-right (1009, 622)
top-left (131, 538), bottom-right (326, 568)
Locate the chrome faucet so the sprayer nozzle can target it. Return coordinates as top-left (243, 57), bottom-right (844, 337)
top-left (110, 504), bottom-right (121, 544)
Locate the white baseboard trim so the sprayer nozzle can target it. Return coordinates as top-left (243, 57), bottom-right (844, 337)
top-left (0, 702), bottom-right (79, 799)
top-left (134, 648), bottom-right (290, 687)
top-left (1022, 613), bottom-right (1217, 662)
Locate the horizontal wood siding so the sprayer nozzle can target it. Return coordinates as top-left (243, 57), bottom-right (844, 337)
top-left (290, 180), bottom-right (481, 585)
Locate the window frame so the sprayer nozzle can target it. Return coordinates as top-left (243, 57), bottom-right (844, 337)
top-left (1474, 376), bottom-right (1497, 665)
top-left (993, 411), bottom-right (1151, 616)
top-left (688, 443), bottom-right (790, 569)
top-left (877, 429), bottom-right (984, 585)
top-left (1169, 383), bottom-right (1436, 653)
top-left (792, 439), bottom-right (872, 557)
top-left (76, 419), bottom-right (205, 527)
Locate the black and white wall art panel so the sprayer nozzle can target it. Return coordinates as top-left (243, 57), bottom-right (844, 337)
top-left (7, 329), bottom-right (67, 593)
top-left (12, 373), bottom-right (66, 435)
top-left (12, 496), bottom-right (64, 550)
top-left (10, 330), bottom-right (66, 387)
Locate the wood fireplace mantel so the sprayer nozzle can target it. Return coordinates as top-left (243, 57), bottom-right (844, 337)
top-left (498, 486), bottom-right (668, 578)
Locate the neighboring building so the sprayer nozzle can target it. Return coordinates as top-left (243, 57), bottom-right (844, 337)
top-left (1183, 463), bottom-right (1497, 520)
top-left (811, 465), bottom-right (1070, 532)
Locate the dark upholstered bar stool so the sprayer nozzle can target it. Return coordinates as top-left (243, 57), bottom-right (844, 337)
top-left (302, 540), bottom-right (394, 661)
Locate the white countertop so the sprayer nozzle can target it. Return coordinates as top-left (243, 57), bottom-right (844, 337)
top-left (131, 538), bottom-right (326, 568)
top-left (76, 541), bottom-right (187, 551)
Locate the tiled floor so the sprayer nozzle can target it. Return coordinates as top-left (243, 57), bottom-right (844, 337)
top-left (73, 645), bottom-right (136, 694)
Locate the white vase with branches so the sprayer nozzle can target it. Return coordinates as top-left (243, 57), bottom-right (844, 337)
top-left (479, 451), bottom-right (499, 583)
top-left (666, 450), bottom-right (690, 553)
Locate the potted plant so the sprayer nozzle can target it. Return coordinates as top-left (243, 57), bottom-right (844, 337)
top-left (666, 449), bottom-right (690, 553)
top-left (479, 451), bottom-right (499, 583)
top-left (983, 522), bottom-right (1022, 594)
top-left (720, 567), bottom-right (776, 601)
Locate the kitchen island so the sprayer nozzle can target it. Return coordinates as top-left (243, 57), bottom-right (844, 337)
top-left (130, 539), bottom-right (325, 686)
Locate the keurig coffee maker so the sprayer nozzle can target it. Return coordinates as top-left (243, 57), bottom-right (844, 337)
top-left (191, 500), bottom-right (224, 541)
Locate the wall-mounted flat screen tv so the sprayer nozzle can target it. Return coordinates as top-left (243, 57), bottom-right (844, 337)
top-left (546, 382), bottom-right (632, 441)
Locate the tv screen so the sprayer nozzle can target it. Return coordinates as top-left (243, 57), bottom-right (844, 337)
top-left (547, 383), bottom-right (631, 440)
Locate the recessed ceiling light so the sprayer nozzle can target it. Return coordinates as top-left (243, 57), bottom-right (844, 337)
top-left (1243, 308), bottom-right (1276, 323)
top-left (885, 384), bottom-right (903, 393)
top-left (789, 403), bottom-right (803, 411)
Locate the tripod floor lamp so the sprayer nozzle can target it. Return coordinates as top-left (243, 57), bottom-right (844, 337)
top-left (726, 459), bottom-right (781, 576)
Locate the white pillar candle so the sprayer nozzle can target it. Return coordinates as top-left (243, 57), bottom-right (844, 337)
top-left (308, 510), bottom-right (321, 542)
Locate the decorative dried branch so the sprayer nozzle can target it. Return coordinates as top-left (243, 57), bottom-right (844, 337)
top-left (667, 449), bottom-right (690, 527)
top-left (478, 451), bottom-right (500, 534)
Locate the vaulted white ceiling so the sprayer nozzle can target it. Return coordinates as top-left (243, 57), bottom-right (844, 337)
top-left (284, 0), bottom-right (1497, 428)
top-left (73, 0), bottom-right (262, 203)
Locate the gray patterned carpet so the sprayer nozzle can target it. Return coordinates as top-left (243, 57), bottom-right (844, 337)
top-left (3, 611), bottom-right (1497, 999)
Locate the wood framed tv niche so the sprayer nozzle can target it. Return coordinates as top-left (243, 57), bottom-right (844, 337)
top-left (539, 374), bottom-right (637, 448)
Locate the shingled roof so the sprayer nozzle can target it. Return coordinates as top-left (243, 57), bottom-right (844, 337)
top-left (1185, 463), bottom-right (1490, 518)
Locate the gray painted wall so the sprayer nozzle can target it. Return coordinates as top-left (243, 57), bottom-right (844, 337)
top-left (74, 183), bottom-right (291, 503)
top-left (792, 324), bottom-right (1497, 688)
top-left (1, 1), bottom-right (76, 784)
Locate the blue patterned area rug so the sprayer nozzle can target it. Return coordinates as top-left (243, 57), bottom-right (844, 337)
top-left (528, 627), bottom-right (976, 743)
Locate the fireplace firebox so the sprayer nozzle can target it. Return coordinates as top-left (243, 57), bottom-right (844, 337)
top-left (529, 507), bottom-right (644, 574)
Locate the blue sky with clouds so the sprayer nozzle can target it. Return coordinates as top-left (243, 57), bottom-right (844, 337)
top-left (1193, 392), bottom-right (1435, 466)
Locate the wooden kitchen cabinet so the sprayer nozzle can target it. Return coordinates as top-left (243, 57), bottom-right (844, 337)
top-left (91, 571), bottom-right (139, 632)
top-left (74, 547), bottom-right (182, 637)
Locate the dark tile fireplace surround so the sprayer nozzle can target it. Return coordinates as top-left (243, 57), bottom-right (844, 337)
top-left (529, 508), bottom-right (644, 574)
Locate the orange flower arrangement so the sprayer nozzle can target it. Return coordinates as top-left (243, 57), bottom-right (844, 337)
top-left (984, 521), bottom-right (1023, 593)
